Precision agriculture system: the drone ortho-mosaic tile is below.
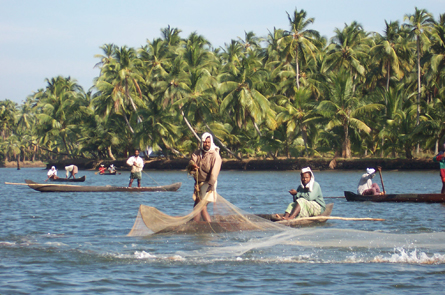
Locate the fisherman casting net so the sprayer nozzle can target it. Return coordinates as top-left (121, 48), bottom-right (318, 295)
top-left (128, 191), bottom-right (287, 235)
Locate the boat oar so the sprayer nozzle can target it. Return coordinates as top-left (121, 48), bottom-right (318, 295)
top-left (377, 166), bottom-right (386, 194)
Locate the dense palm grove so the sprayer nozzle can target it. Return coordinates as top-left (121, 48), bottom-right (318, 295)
top-left (2, 8), bottom-right (445, 164)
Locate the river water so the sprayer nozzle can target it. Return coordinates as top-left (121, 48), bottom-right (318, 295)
top-left (1, 168), bottom-right (445, 294)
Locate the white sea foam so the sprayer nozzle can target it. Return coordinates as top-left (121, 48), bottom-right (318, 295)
top-left (44, 242), bottom-right (68, 247)
top-left (134, 251), bottom-right (157, 259)
top-left (372, 248), bottom-right (445, 264)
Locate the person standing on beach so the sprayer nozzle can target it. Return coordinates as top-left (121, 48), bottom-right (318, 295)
top-left (187, 132), bottom-right (222, 222)
top-left (433, 142), bottom-right (445, 194)
top-left (127, 149), bottom-right (144, 187)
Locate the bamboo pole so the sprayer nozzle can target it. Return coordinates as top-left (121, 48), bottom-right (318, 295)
top-left (277, 216), bottom-right (385, 225)
top-left (378, 166), bottom-right (386, 194)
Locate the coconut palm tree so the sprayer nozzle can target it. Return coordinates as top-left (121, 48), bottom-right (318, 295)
top-left (317, 71), bottom-right (384, 158)
top-left (403, 8), bottom-right (435, 127)
top-left (278, 8), bottom-right (320, 89)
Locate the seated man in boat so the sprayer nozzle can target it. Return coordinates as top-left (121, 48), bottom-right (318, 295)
top-left (127, 149), bottom-right (144, 187)
top-left (108, 164), bottom-right (117, 174)
top-left (65, 164), bottom-right (78, 179)
top-left (98, 164), bottom-right (106, 175)
top-left (357, 167), bottom-right (383, 195)
top-left (276, 167), bottom-right (326, 220)
top-left (187, 132), bottom-right (222, 222)
top-left (433, 142), bottom-right (445, 194)
top-left (47, 166), bottom-right (58, 180)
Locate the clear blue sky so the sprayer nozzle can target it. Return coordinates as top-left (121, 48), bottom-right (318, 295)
top-left (1, 0), bottom-right (444, 104)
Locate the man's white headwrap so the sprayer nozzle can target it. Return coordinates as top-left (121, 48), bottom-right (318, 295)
top-left (201, 132), bottom-right (219, 153)
top-left (366, 168), bottom-right (375, 175)
top-left (300, 167), bottom-right (315, 191)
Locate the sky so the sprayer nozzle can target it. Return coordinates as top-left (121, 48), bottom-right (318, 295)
top-left (1, 0), bottom-right (444, 104)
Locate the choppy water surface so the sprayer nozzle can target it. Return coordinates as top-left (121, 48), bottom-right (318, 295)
top-left (1, 168), bottom-right (445, 294)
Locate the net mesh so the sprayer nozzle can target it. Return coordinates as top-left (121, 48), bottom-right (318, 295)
top-left (128, 193), bottom-right (287, 236)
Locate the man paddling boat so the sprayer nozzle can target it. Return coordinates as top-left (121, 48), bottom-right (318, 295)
top-left (357, 167), bottom-right (383, 195)
top-left (433, 142), bottom-right (445, 194)
top-left (187, 132), bottom-right (222, 222)
top-left (127, 149), bottom-right (144, 187)
top-left (275, 167), bottom-right (326, 220)
top-left (46, 166), bottom-right (58, 181)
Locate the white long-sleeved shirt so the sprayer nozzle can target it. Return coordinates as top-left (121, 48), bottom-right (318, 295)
top-left (126, 156), bottom-right (144, 173)
top-left (357, 172), bottom-right (376, 195)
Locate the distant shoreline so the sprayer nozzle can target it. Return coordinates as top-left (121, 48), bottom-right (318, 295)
top-left (16, 157), bottom-right (438, 171)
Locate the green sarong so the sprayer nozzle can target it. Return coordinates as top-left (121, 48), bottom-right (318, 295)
top-left (130, 172), bottom-right (142, 180)
top-left (285, 198), bottom-right (321, 218)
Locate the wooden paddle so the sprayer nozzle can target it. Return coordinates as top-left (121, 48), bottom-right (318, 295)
top-left (377, 166), bottom-right (386, 194)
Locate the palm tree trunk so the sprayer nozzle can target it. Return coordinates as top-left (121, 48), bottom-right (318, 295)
top-left (301, 125), bottom-right (308, 156)
top-left (386, 62), bottom-right (391, 92)
top-left (107, 146), bottom-right (116, 160)
top-left (295, 50), bottom-right (300, 89)
top-left (17, 154), bottom-right (20, 170)
top-left (342, 124), bottom-right (351, 158)
top-left (416, 36), bottom-right (421, 155)
top-left (123, 114), bottom-right (135, 134)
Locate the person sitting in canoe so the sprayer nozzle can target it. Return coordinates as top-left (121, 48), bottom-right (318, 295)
top-left (65, 164), bottom-right (78, 179)
top-left (275, 167), bottom-right (326, 220)
top-left (98, 164), bottom-right (106, 175)
top-left (357, 167), bottom-right (383, 195)
top-left (46, 166), bottom-right (58, 181)
top-left (433, 142), bottom-right (445, 194)
top-left (187, 132), bottom-right (222, 222)
top-left (108, 164), bottom-right (117, 174)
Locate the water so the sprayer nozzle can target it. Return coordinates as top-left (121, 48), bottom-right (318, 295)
top-left (1, 168), bottom-right (445, 294)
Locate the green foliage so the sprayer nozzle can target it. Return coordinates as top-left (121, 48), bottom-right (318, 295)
top-left (2, 7), bottom-right (445, 161)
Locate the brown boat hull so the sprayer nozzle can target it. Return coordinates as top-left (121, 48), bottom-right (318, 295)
top-left (25, 179), bottom-right (181, 192)
top-left (49, 176), bottom-right (86, 182)
top-left (344, 191), bottom-right (445, 203)
top-left (256, 203), bottom-right (334, 226)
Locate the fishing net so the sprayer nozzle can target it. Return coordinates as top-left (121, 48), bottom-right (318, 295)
top-left (128, 192), bottom-right (287, 236)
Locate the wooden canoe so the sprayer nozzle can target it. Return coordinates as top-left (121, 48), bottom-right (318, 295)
top-left (344, 191), bottom-right (445, 203)
top-left (156, 203), bottom-right (334, 234)
top-left (24, 179), bottom-right (181, 192)
top-left (256, 203), bottom-right (334, 226)
top-left (49, 175), bottom-right (86, 182)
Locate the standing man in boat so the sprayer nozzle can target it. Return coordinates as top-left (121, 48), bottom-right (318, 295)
top-left (65, 164), bottom-right (78, 179)
top-left (127, 149), bottom-right (144, 188)
top-left (276, 167), bottom-right (325, 220)
top-left (433, 142), bottom-right (445, 194)
top-left (46, 166), bottom-right (58, 181)
top-left (357, 167), bottom-right (383, 195)
top-left (187, 132), bottom-right (222, 222)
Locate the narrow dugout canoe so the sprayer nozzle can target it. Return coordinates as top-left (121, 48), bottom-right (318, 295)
top-left (344, 191), bottom-right (445, 203)
top-left (24, 179), bottom-right (181, 192)
top-left (49, 175), bottom-right (86, 182)
top-left (156, 203), bottom-right (334, 234)
top-left (256, 203), bottom-right (334, 226)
